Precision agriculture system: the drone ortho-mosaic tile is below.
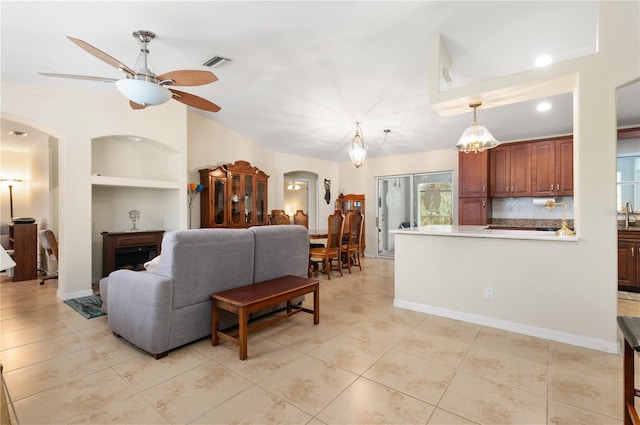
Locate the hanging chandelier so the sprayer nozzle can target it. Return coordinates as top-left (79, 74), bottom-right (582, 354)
top-left (454, 101), bottom-right (500, 154)
top-left (348, 123), bottom-right (390, 168)
top-left (349, 122), bottom-right (368, 168)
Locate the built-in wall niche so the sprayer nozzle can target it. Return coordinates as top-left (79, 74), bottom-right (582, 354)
top-left (91, 186), bottom-right (179, 282)
top-left (92, 135), bottom-right (179, 183)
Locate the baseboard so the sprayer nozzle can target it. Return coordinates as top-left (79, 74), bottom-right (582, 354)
top-left (394, 298), bottom-right (621, 355)
top-left (58, 289), bottom-right (93, 300)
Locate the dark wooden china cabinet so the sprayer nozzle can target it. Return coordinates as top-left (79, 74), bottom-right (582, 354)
top-left (336, 194), bottom-right (366, 254)
top-left (199, 161), bottom-right (269, 228)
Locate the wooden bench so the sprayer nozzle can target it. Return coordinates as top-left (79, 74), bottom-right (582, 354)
top-left (211, 275), bottom-right (320, 360)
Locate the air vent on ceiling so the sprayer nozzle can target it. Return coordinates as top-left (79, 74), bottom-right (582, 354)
top-left (202, 56), bottom-right (232, 68)
top-left (8, 130), bottom-right (28, 137)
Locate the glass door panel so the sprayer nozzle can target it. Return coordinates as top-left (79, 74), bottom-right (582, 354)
top-left (230, 173), bottom-right (241, 225)
top-left (376, 176), bottom-right (411, 258)
top-left (413, 172), bottom-right (453, 225)
top-left (256, 182), bottom-right (266, 224)
top-left (213, 178), bottom-right (226, 225)
top-left (245, 175), bottom-right (254, 224)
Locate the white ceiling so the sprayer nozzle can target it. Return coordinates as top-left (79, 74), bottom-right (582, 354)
top-left (1, 1), bottom-right (639, 159)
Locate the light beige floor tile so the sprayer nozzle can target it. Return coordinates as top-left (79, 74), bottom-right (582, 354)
top-left (416, 315), bottom-right (481, 342)
top-left (317, 377), bottom-right (435, 425)
top-left (473, 326), bottom-right (548, 362)
top-left (259, 314), bottom-right (339, 353)
top-left (427, 408), bottom-right (479, 424)
top-left (91, 338), bottom-right (146, 366)
top-left (459, 344), bottom-right (548, 395)
top-left (190, 335), bottom-right (240, 360)
top-left (4, 348), bottom-right (109, 400)
top-left (76, 325), bottom-right (124, 347)
top-left (258, 355), bottom-right (358, 416)
top-left (309, 332), bottom-right (390, 375)
top-left (363, 348), bottom-right (456, 405)
top-left (549, 364), bottom-right (623, 420)
top-left (0, 317), bottom-right (73, 350)
top-left (396, 330), bottom-right (474, 368)
top-left (67, 394), bottom-right (169, 425)
top-left (13, 367), bottom-right (136, 424)
top-left (343, 318), bottom-right (413, 347)
top-left (192, 385), bottom-right (311, 425)
top-left (0, 332), bottom-right (90, 371)
top-left (549, 340), bottom-right (623, 382)
top-left (214, 338), bottom-right (304, 381)
top-left (141, 360), bottom-right (251, 424)
top-left (0, 311), bottom-right (59, 333)
top-left (547, 399), bottom-right (622, 425)
top-left (113, 346), bottom-right (209, 392)
top-left (60, 312), bottom-right (108, 332)
top-left (439, 372), bottom-right (547, 424)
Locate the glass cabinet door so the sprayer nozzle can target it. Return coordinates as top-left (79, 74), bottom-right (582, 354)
top-left (256, 181), bottom-right (266, 224)
top-left (245, 175), bottom-right (254, 225)
top-left (213, 178), bottom-right (226, 226)
top-left (230, 173), bottom-right (242, 225)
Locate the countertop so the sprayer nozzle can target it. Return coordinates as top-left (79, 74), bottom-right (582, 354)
top-left (391, 225), bottom-right (578, 242)
top-left (619, 226), bottom-right (640, 232)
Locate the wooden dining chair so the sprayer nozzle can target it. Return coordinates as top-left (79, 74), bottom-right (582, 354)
top-left (293, 210), bottom-right (309, 228)
top-left (309, 210), bottom-right (344, 279)
top-left (268, 209), bottom-right (291, 225)
top-left (341, 210), bottom-right (363, 273)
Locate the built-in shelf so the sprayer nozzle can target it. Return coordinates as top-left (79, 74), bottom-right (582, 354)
top-left (90, 175), bottom-right (180, 190)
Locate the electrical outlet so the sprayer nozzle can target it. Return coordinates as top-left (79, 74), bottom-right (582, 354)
top-left (484, 286), bottom-right (494, 299)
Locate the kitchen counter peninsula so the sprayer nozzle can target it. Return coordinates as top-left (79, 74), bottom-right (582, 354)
top-left (391, 223), bottom-right (617, 354)
top-left (391, 224), bottom-right (578, 241)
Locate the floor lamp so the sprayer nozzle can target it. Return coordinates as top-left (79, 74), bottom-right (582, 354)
top-left (1, 179), bottom-right (22, 220)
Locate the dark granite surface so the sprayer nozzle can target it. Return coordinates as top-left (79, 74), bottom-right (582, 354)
top-left (490, 218), bottom-right (574, 230)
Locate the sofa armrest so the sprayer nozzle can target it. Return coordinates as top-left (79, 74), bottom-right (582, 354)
top-left (106, 270), bottom-right (174, 356)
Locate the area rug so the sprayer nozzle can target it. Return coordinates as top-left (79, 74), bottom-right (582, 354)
top-left (64, 294), bottom-right (105, 319)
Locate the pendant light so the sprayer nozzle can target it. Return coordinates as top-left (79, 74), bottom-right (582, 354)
top-left (349, 122), bottom-right (368, 168)
top-left (454, 101), bottom-right (500, 154)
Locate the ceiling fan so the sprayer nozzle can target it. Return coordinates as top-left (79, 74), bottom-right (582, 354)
top-left (40, 30), bottom-right (221, 112)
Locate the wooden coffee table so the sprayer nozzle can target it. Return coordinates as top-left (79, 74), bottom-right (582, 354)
top-left (211, 275), bottom-right (320, 360)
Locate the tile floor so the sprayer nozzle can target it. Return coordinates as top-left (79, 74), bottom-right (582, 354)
top-left (0, 258), bottom-right (632, 424)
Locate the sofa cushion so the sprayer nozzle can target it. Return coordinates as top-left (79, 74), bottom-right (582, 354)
top-left (250, 225), bottom-right (309, 282)
top-left (144, 255), bottom-right (162, 274)
top-left (158, 229), bottom-right (255, 310)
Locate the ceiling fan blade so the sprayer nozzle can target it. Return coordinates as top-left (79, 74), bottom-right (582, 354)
top-left (169, 89), bottom-right (221, 113)
top-left (39, 72), bottom-right (118, 83)
top-left (130, 101), bottom-right (146, 110)
top-left (67, 36), bottom-right (135, 77)
top-left (157, 70), bottom-right (218, 86)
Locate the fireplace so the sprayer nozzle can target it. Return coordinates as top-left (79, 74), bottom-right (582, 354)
top-left (102, 230), bottom-right (164, 277)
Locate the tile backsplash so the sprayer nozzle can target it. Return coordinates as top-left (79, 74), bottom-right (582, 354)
top-left (492, 197), bottom-right (574, 220)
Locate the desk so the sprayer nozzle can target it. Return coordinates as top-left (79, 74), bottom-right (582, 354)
top-left (618, 316), bottom-right (640, 425)
top-left (211, 275), bottom-right (320, 360)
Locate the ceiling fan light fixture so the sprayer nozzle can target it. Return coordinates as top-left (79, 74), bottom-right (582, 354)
top-left (116, 79), bottom-right (172, 106)
top-left (454, 101), bottom-right (500, 154)
top-left (348, 123), bottom-right (368, 168)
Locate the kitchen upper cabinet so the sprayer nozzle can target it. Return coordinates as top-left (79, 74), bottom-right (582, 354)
top-left (531, 136), bottom-right (573, 197)
top-left (489, 143), bottom-right (531, 197)
top-left (619, 231), bottom-right (640, 289)
top-left (459, 150), bottom-right (489, 197)
top-left (458, 151), bottom-right (491, 225)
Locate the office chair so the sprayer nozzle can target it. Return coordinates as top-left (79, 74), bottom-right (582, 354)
top-left (37, 229), bottom-right (58, 285)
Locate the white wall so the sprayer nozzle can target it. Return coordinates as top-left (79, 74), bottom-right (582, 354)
top-left (2, 85), bottom-right (188, 299)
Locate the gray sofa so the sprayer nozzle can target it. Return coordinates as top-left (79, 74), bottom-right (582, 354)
top-left (100, 225), bottom-right (309, 358)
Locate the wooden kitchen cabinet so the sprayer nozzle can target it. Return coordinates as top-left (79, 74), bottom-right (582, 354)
top-left (619, 230), bottom-right (640, 289)
top-left (458, 151), bottom-right (491, 225)
top-left (531, 136), bottom-right (573, 197)
top-left (489, 143), bottom-right (531, 197)
top-left (200, 161), bottom-right (269, 228)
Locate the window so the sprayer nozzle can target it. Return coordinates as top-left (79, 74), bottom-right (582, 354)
top-left (413, 172), bottom-right (453, 225)
top-left (618, 155), bottom-right (640, 212)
